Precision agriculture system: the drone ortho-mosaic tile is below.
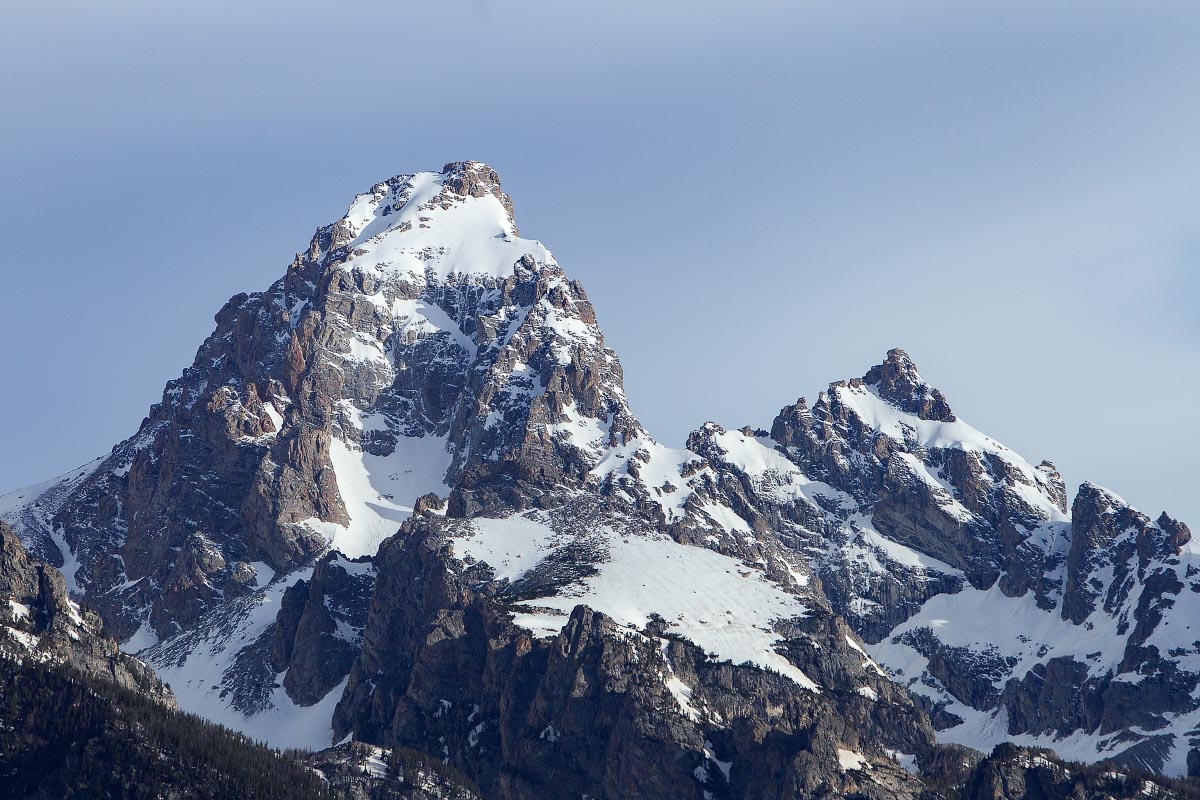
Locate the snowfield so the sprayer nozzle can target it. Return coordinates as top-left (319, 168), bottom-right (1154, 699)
top-left (452, 512), bottom-right (821, 691)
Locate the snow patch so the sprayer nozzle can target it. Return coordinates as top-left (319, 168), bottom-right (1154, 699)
top-left (7, 600), bottom-right (30, 621)
top-left (335, 169), bottom-right (555, 283)
top-left (47, 526), bottom-right (81, 597)
top-left (837, 747), bottom-right (868, 772)
top-left (320, 422), bottom-right (451, 558)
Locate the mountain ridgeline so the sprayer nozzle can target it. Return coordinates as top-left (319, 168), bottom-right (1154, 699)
top-left (2, 162), bottom-right (1197, 799)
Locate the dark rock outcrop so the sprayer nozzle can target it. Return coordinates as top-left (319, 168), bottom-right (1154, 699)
top-left (955, 743), bottom-right (1185, 800)
top-left (0, 520), bottom-right (171, 703)
top-left (863, 348), bottom-right (956, 422)
top-left (271, 552), bottom-right (375, 706)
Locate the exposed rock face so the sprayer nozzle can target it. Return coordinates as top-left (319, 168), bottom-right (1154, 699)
top-left (271, 553), bottom-right (375, 706)
top-left (955, 743), bottom-right (1186, 800)
top-left (975, 485), bottom-right (1200, 767)
top-left (765, 360), bottom-right (1071, 610)
top-left (0, 520), bottom-right (171, 703)
top-left (863, 348), bottom-right (956, 422)
top-left (1063, 482), bottom-right (1190, 626)
top-left (333, 513), bottom-right (936, 800)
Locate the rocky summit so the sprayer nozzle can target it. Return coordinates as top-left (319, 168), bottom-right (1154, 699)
top-left (3, 162), bottom-right (1199, 798)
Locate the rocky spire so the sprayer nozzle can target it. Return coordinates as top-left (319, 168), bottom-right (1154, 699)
top-left (863, 348), bottom-right (956, 422)
top-left (1156, 511), bottom-right (1192, 551)
top-left (1061, 482), bottom-right (1191, 625)
top-left (440, 160), bottom-right (518, 232)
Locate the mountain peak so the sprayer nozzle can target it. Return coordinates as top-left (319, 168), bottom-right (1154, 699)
top-left (1075, 480), bottom-right (1128, 508)
top-left (862, 347), bottom-right (955, 422)
top-left (439, 160), bottom-right (516, 229)
top-left (306, 160), bottom-right (539, 282)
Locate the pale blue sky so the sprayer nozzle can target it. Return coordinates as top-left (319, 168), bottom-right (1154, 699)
top-left (1, 2), bottom-right (1197, 524)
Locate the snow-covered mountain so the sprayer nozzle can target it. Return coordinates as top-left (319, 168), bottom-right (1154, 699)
top-left (683, 349), bottom-right (1198, 775)
top-left (2, 162), bottom-right (1196, 795)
